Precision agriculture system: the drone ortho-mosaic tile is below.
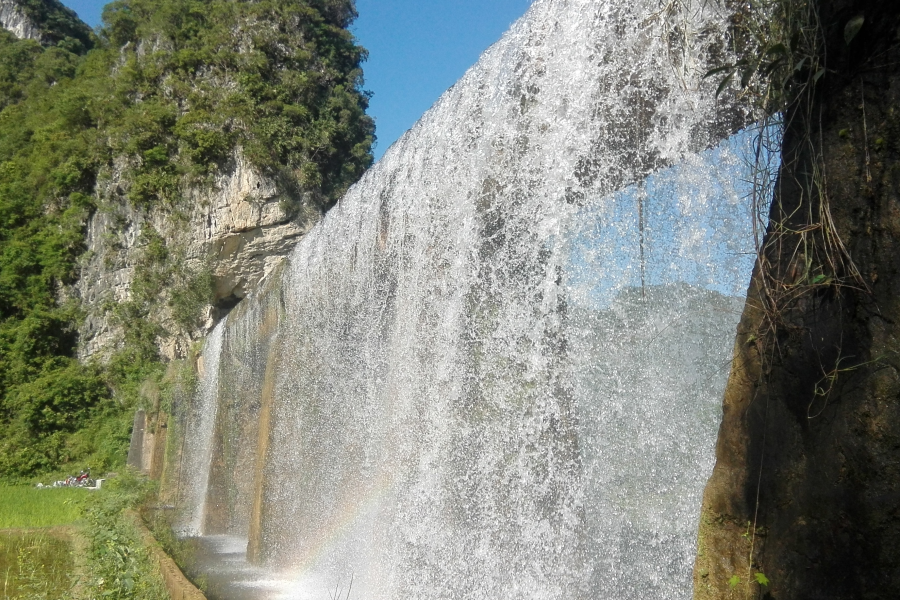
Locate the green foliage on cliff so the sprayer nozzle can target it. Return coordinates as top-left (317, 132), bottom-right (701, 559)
top-left (0, 0), bottom-right (374, 481)
top-left (11, 0), bottom-right (95, 50)
top-left (100, 0), bottom-right (374, 207)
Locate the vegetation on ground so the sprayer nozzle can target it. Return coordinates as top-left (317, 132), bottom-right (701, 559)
top-left (0, 472), bottom-right (169, 600)
top-left (80, 473), bottom-right (168, 599)
top-left (0, 0), bottom-right (374, 483)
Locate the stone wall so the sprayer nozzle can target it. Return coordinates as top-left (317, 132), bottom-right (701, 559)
top-left (128, 511), bottom-right (207, 600)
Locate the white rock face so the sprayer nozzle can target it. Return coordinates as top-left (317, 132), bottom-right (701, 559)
top-left (76, 151), bottom-right (319, 360)
top-left (0, 0), bottom-right (41, 41)
top-left (196, 154), bottom-right (317, 301)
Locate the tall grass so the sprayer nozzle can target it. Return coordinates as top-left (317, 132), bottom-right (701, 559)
top-left (0, 531), bottom-right (75, 600)
top-left (0, 487), bottom-right (83, 529)
top-left (80, 473), bottom-right (169, 600)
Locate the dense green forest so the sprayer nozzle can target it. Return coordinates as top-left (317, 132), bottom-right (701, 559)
top-left (0, 0), bottom-right (375, 481)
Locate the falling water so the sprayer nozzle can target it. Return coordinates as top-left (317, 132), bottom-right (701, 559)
top-left (178, 324), bottom-right (225, 536)
top-left (175, 0), bottom-right (779, 598)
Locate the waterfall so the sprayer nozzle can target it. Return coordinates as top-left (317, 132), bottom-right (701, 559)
top-left (177, 324), bottom-right (225, 536)
top-left (175, 0), bottom-right (778, 598)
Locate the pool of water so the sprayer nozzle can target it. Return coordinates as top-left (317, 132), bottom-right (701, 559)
top-left (190, 536), bottom-right (339, 600)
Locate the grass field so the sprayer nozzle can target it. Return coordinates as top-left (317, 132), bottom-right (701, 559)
top-left (0, 487), bottom-right (83, 529)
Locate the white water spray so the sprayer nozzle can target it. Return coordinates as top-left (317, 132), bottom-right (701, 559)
top-left (176, 0), bottom-right (777, 598)
top-left (178, 324), bottom-right (225, 536)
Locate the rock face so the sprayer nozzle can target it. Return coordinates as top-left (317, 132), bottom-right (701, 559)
top-left (694, 1), bottom-right (900, 598)
top-left (0, 0), bottom-right (41, 40)
top-left (76, 151), bottom-right (320, 360)
top-left (0, 0), bottom-right (92, 47)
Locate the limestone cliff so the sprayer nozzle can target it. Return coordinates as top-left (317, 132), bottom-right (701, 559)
top-left (0, 0), bottom-right (40, 40)
top-left (0, 2), bottom-right (313, 360)
top-left (0, 0), bottom-right (92, 47)
top-left (0, 0), bottom-right (374, 362)
top-left (76, 151), bottom-right (320, 360)
top-left (694, 1), bottom-right (900, 598)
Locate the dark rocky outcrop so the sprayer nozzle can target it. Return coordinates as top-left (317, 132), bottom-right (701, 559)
top-left (695, 1), bottom-right (900, 599)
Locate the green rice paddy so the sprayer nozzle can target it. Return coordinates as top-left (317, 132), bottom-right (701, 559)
top-left (0, 486), bottom-right (81, 600)
top-left (0, 483), bottom-right (168, 599)
top-left (0, 487), bottom-right (83, 530)
top-left (0, 531), bottom-right (75, 600)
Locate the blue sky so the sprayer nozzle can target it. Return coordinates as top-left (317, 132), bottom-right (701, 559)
top-left (59, 0), bottom-right (534, 161)
top-left (566, 124), bottom-right (780, 307)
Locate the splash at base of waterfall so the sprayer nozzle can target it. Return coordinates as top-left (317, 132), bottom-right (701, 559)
top-left (190, 537), bottom-right (347, 600)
